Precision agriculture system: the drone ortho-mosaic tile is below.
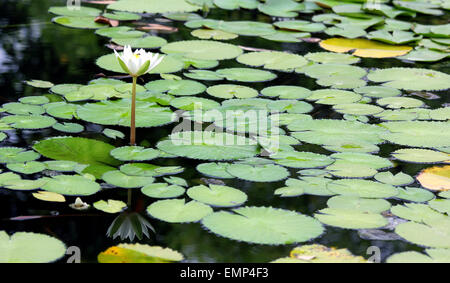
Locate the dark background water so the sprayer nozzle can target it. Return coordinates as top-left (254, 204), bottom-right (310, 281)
top-left (0, 0), bottom-right (448, 263)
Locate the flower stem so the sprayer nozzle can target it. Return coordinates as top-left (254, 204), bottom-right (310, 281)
top-left (130, 76), bottom-right (137, 146)
top-left (127, 189), bottom-right (132, 207)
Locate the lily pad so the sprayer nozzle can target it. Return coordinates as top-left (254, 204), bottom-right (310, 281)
top-left (187, 184), bottom-right (247, 207)
top-left (319, 38), bottom-right (412, 58)
top-left (147, 199), bottom-right (213, 223)
top-left (0, 231), bottom-right (66, 263)
top-left (102, 170), bottom-right (154, 189)
top-left (201, 206), bottom-right (324, 245)
top-left (141, 183), bottom-right (185, 199)
top-left (41, 175), bottom-right (100, 196)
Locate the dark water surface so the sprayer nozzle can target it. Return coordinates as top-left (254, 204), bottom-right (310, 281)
top-left (0, 0), bottom-right (448, 263)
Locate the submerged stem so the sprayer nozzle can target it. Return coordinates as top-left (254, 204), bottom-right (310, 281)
top-left (127, 189), bottom-right (132, 207)
top-left (130, 76), bottom-right (137, 146)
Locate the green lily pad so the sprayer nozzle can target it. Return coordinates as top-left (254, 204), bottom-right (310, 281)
top-left (141, 183), bottom-right (185, 199)
top-left (327, 195), bottom-right (391, 213)
top-left (226, 164), bottom-right (290, 182)
top-left (396, 187), bottom-right (435, 203)
top-left (147, 199), bottom-right (213, 223)
top-left (327, 179), bottom-right (398, 198)
top-left (206, 84), bottom-right (258, 99)
top-left (144, 79), bottom-right (206, 96)
top-left (42, 175), bottom-right (100, 196)
top-left (368, 68), bottom-right (450, 91)
top-left (202, 206), bottom-right (324, 245)
top-left (237, 51), bottom-right (307, 72)
top-left (0, 147), bottom-right (40, 164)
top-left (392, 148), bottom-right (450, 164)
top-left (187, 184), bottom-right (247, 207)
top-left (1, 115), bottom-right (56, 129)
top-left (380, 121), bottom-right (450, 148)
top-left (374, 171), bottom-right (414, 186)
top-left (102, 170), bottom-right (154, 188)
top-left (112, 36), bottom-right (168, 49)
top-left (196, 162), bottom-right (233, 179)
top-left (216, 68), bottom-right (277, 82)
top-left (6, 161), bottom-right (46, 174)
top-left (315, 208), bottom-right (388, 229)
top-left (33, 137), bottom-right (120, 179)
top-left (53, 16), bottom-right (107, 29)
top-left (110, 146), bottom-right (160, 162)
top-left (77, 99), bottom-right (175, 128)
top-left (157, 131), bottom-right (258, 161)
top-left (161, 40), bottom-right (242, 61)
top-left (0, 231), bottom-right (66, 263)
top-left (108, 0), bottom-right (201, 13)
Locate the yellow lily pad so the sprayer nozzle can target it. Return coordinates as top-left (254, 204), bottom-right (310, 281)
top-left (319, 38), bottom-right (412, 58)
top-left (417, 165), bottom-right (450, 191)
top-left (32, 191), bottom-right (66, 202)
top-left (98, 244), bottom-right (183, 263)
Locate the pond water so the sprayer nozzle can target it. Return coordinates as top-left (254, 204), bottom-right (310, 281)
top-left (0, 0), bottom-right (449, 263)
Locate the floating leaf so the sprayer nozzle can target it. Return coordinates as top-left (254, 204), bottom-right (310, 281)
top-left (237, 51), bottom-right (307, 72)
top-left (395, 218), bottom-right (450, 248)
top-left (196, 162), bottom-right (233, 179)
top-left (145, 79), bottom-right (206, 96)
top-left (289, 119), bottom-right (386, 146)
top-left (273, 244), bottom-right (367, 263)
top-left (368, 68), bottom-right (450, 91)
top-left (396, 187), bottom-right (435, 203)
top-left (202, 206), bottom-right (324, 245)
top-left (41, 175), bottom-right (100, 196)
top-left (108, 0), bottom-right (200, 13)
top-left (226, 164), bottom-right (289, 182)
top-left (216, 68), bottom-right (277, 82)
top-left (327, 179), bottom-right (398, 198)
top-left (387, 249), bottom-right (450, 263)
top-left (102, 170), bottom-right (154, 188)
top-left (161, 40), bottom-right (242, 61)
top-left (98, 244), bottom-right (184, 263)
top-left (141, 183), bottom-right (185, 199)
top-left (206, 84), bottom-right (258, 99)
top-left (6, 161), bottom-right (46, 174)
top-left (315, 208), bottom-right (388, 229)
top-left (187, 184), bottom-right (247, 207)
top-left (53, 16), bottom-right (107, 29)
top-left (94, 199), bottom-right (127, 213)
top-left (77, 99), bottom-right (175, 128)
top-left (261, 86), bottom-right (311, 100)
top-left (374, 171), bottom-right (414, 186)
top-left (33, 137), bottom-right (120, 179)
top-left (191, 29), bottom-right (238, 40)
top-left (0, 147), bottom-right (40, 164)
top-left (32, 191), bottom-right (66, 203)
top-left (110, 146), bottom-right (160, 162)
top-left (157, 131), bottom-right (258, 161)
top-left (49, 6), bottom-right (101, 17)
top-left (380, 121), bottom-right (450, 148)
top-left (1, 115), bottom-right (56, 129)
top-left (0, 231), bottom-right (66, 263)
top-left (417, 165), bottom-right (450, 191)
top-left (327, 195), bottom-right (391, 213)
top-left (319, 38), bottom-right (412, 58)
top-left (392, 148), bottom-right (450, 164)
top-left (112, 36), bottom-right (167, 49)
top-left (147, 199), bottom-right (213, 223)
top-left (271, 151), bottom-right (333, 169)
top-left (24, 80), bottom-right (54, 89)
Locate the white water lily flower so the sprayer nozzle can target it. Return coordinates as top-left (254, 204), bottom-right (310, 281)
top-left (114, 45), bottom-right (165, 77)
